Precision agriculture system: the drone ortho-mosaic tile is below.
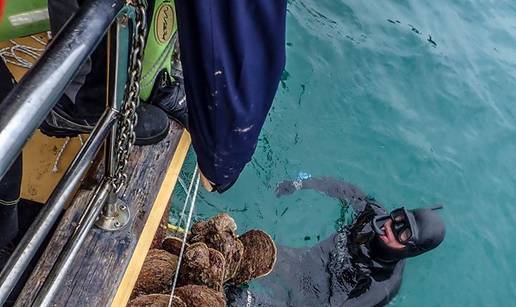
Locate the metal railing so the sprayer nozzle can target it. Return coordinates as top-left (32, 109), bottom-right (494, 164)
top-left (0, 0), bottom-right (138, 304)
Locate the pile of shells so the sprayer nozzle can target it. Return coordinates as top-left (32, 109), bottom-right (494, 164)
top-left (128, 213), bottom-right (276, 307)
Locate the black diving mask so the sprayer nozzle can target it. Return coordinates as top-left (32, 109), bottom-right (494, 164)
top-left (372, 205), bottom-right (443, 245)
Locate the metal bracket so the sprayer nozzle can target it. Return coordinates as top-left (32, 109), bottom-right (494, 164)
top-left (95, 191), bottom-right (130, 231)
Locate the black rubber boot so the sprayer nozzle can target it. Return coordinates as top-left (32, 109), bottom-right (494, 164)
top-left (149, 70), bottom-right (189, 130)
top-left (40, 102), bottom-right (171, 146)
top-left (39, 95), bottom-right (96, 138)
top-left (133, 103), bottom-right (170, 146)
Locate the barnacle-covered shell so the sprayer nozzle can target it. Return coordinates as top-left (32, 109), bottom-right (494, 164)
top-left (128, 294), bottom-right (186, 307)
top-left (162, 236), bottom-right (188, 256)
top-left (178, 242), bottom-right (225, 291)
top-left (189, 214), bottom-right (243, 281)
top-left (190, 213), bottom-right (237, 236)
top-left (144, 249), bottom-right (178, 263)
top-left (174, 285), bottom-right (226, 307)
top-left (132, 249), bottom-right (178, 298)
top-left (231, 230), bottom-right (277, 284)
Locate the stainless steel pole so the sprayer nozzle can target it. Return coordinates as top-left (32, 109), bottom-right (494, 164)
top-left (0, 109), bottom-right (118, 304)
top-left (32, 180), bottom-right (112, 306)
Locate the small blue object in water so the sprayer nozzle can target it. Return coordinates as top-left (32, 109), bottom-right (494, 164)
top-left (297, 172), bottom-right (312, 180)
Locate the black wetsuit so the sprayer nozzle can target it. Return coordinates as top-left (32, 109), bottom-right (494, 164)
top-left (226, 177), bottom-right (405, 307)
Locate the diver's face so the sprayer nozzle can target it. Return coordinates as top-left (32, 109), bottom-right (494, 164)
top-left (378, 219), bottom-right (406, 250)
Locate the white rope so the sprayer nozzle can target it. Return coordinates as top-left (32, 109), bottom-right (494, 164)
top-left (168, 169), bottom-right (200, 307)
top-left (0, 36), bottom-right (46, 69)
top-left (52, 135), bottom-right (87, 173)
top-left (30, 34), bottom-right (47, 46)
top-left (176, 176), bottom-right (188, 196)
top-left (177, 166), bottom-right (198, 228)
top-left (52, 137), bottom-right (71, 173)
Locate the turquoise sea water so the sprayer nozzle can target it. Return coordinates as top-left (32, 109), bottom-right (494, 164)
top-left (173, 1), bottom-right (516, 306)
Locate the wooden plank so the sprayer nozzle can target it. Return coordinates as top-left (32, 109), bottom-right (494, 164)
top-left (111, 131), bottom-right (190, 307)
top-left (15, 122), bottom-right (189, 307)
top-left (21, 132), bottom-right (88, 203)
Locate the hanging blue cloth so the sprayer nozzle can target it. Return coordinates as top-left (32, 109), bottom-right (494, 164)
top-left (175, 0), bottom-right (287, 191)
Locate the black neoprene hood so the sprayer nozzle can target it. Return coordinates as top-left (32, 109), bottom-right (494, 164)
top-left (411, 207), bottom-right (446, 253)
top-left (370, 207), bottom-right (446, 262)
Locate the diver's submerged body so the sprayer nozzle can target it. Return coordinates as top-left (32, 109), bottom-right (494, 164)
top-left (226, 177), bottom-right (445, 307)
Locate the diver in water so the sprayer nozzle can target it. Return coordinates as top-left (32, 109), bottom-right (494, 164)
top-left (226, 177), bottom-right (446, 307)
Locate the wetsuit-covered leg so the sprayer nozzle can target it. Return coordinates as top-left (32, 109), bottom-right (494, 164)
top-left (175, 0), bottom-right (287, 191)
top-left (0, 156), bottom-right (21, 249)
top-left (41, 0), bottom-right (110, 137)
top-left (0, 61), bottom-right (21, 253)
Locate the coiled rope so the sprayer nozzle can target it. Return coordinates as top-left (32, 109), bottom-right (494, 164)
top-left (0, 35), bottom-right (47, 69)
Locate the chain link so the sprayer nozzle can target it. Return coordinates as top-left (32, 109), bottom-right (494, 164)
top-left (111, 1), bottom-right (148, 193)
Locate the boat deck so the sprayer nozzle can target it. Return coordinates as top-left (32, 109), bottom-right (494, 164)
top-left (16, 126), bottom-right (189, 307)
top-left (1, 34), bottom-right (191, 307)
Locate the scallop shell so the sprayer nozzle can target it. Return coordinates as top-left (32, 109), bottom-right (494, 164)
top-left (128, 294), bottom-right (186, 307)
top-left (132, 249), bottom-right (178, 298)
top-left (174, 285), bottom-right (226, 307)
top-left (231, 230), bottom-right (277, 284)
top-left (189, 214), bottom-right (243, 281)
top-left (178, 242), bottom-right (225, 291)
top-left (162, 236), bottom-right (189, 256)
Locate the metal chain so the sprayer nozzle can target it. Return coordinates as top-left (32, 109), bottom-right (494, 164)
top-left (111, 0), bottom-right (148, 193)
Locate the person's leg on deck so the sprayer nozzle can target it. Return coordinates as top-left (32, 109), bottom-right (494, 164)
top-left (0, 61), bottom-right (22, 261)
top-left (43, 0), bottom-right (174, 145)
top-left (175, 0), bottom-right (287, 192)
